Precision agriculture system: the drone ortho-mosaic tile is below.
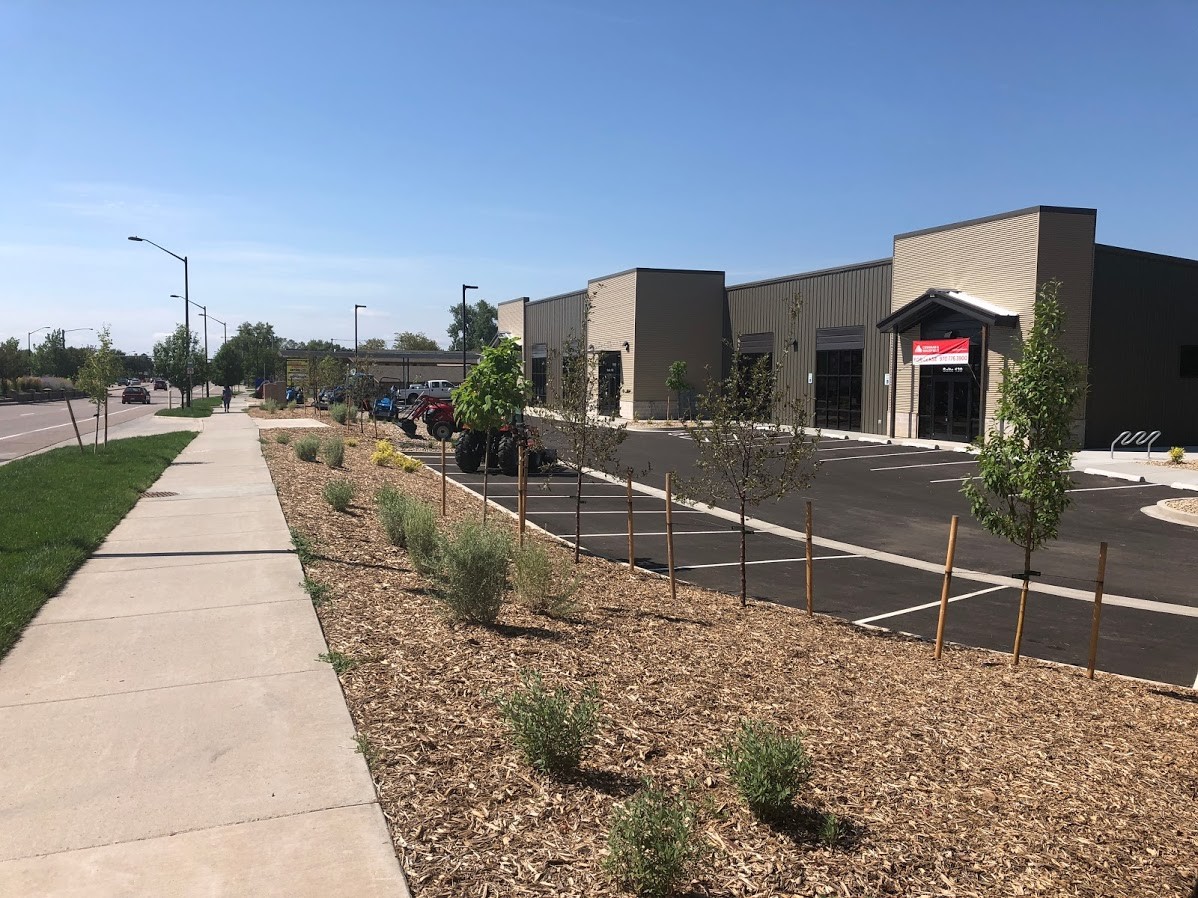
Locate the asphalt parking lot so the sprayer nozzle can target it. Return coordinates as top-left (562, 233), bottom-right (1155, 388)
top-left (402, 430), bottom-right (1198, 689)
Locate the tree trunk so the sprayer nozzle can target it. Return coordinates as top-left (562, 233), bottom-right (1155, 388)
top-left (739, 498), bottom-right (747, 607)
top-left (93, 403), bottom-right (99, 454)
top-left (666, 394), bottom-right (670, 422)
top-left (574, 463), bottom-right (584, 563)
top-left (482, 429), bottom-right (491, 523)
top-left (1012, 540), bottom-right (1033, 665)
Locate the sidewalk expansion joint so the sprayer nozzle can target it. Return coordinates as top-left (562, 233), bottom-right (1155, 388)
top-left (28, 596), bottom-right (307, 628)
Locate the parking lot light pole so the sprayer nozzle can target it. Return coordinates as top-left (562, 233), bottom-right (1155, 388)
top-left (461, 284), bottom-right (477, 379)
top-left (129, 236), bottom-right (190, 407)
top-left (354, 304), bottom-right (366, 355)
top-left (174, 295), bottom-right (209, 398)
top-left (27, 326), bottom-right (50, 375)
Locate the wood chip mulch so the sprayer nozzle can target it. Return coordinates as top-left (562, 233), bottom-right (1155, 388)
top-left (260, 419), bottom-right (1198, 898)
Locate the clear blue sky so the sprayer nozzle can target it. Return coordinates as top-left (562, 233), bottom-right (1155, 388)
top-left (2, 1), bottom-right (1195, 355)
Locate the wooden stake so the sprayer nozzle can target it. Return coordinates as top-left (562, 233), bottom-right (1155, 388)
top-left (1012, 544), bottom-right (1033, 666)
top-left (518, 444), bottom-right (527, 546)
top-left (665, 472), bottom-right (676, 601)
top-left (64, 396), bottom-right (84, 453)
top-left (1087, 542), bottom-right (1109, 679)
top-left (440, 439), bottom-right (447, 516)
top-left (804, 500), bottom-right (814, 616)
top-left (626, 473), bottom-right (635, 572)
top-left (934, 515), bottom-right (960, 660)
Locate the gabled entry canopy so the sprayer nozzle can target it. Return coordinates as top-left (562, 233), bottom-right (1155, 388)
top-left (876, 288), bottom-right (1019, 333)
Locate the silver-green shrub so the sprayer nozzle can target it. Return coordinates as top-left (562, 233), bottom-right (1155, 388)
top-left (433, 521), bottom-right (510, 623)
top-left (719, 719), bottom-right (811, 821)
top-left (294, 435), bottom-right (321, 462)
top-left (495, 670), bottom-right (599, 775)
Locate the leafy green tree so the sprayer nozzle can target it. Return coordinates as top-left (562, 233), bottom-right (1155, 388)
top-left (359, 337), bottom-right (386, 352)
top-left (447, 298), bottom-right (498, 352)
top-left (0, 338), bottom-right (22, 395)
top-left (313, 354), bottom-right (347, 416)
top-left (451, 336), bottom-right (529, 521)
top-left (963, 280), bottom-right (1088, 665)
top-left (152, 324), bottom-right (205, 406)
top-left (74, 326), bottom-right (122, 452)
top-left (209, 341), bottom-right (245, 388)
top-left (676, 295), bottom-right (819, 607)
top-left (230, 321), bottom-right (283, 382)
top-left (393, 331), bottom-right (440, 351)
top-left (665, 360), bottom-right (691, 421)
top-left (120, 352), bottom-right (153, 378)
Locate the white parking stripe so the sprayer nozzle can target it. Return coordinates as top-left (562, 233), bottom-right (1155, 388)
top-left (818, 443), bottom-right (900, 453)
top-left (820, 450), bottom-right (937, 462)
top-left (871, 460), bottom-right (978, 471)
top-left (525, 509), bottom-right (703, 515)
top-left (674, 554), bottom-right (862, 571)
top-left (1066, 483), bottom-right (1166, 493)
top-left (930, 476), bottom-right (978, 483)
top-left (853, 585), bottom-right (1006, 625)
top-left (583, 529), bottom-right (747, 538)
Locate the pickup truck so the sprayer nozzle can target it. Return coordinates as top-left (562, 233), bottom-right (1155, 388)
top-left (404, 379), bottom-right (455, 404)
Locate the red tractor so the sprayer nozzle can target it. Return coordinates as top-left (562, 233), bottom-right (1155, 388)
top-left (396, 396), bottom-right (457, 442)
top-left (453, 413), bottom-right (555, 475)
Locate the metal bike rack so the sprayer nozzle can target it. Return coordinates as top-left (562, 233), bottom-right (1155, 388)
top-left (1110, 429), bottom-right (1161, 460)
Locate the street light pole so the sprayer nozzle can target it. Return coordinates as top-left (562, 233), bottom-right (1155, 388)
top-left (462, 284), bottom-right (478, 379)
top-left (27, 326), bottom-right (50, 376)
top-left (174, 295), bottom-right (209, 397)
top-left (129, 236), bottom-right (190, 407)
top-left (354, 304), bottom-right (366, 355)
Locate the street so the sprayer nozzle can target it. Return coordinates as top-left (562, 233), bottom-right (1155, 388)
top-left (0, 389), bottom-right (164, 463)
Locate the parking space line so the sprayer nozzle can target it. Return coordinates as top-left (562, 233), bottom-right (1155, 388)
top-left (582, 529), bottom-right (747, 538)
top-left (853, 585), bottom-right (1006, 625)
top-left (1066, 483), bottom-right (1167, 493)
top-left (930, 476), bottom-right (978, 483)
top-left (674, 554), bottom-right (862, 572)
top-left (871, 459), bottom-right (977, 471)
top-left (820, 450), bottom-right (937, 463)
top-left (525, 509), bottom-right (703, 515)
top-left (818, 443), bottom-right (902, 453)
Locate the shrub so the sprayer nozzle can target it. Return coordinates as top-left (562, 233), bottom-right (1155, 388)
top-left (322, 435), bottom-right (345, 468)
top-left (294, 435), bottom-right (321, 462)
top-left (1168, 445), bottom-right (1186, 464)
top-left (346, 437), bottom-right (359, 447)
top-left (434, 521), bottom-right (510, 623)
top-left (261, 398), bottom-right (281, 413)
top-left (396, 451), bottom-right (424, 473)
top-left (719, 719), bottom-right (811, 821)
top-left (322, 478), bottom-right (354, 512)
top-left (290, 527), bottom-right (317, 566)
top-left (497, 670), bottom-right (599, 775)
top-left (273, 430), bottom-right (292, 444)
top-left (376, 485), bottom-right (412, 547)
top-left (371, 439), bottom-right (398, 466)
top-left (404, 500), bottom-right (443, 575)
top-left (329, 402), bottom-right (351, 425)
top-left (512, 541), bottom-right (579, 617)
top-left (604, 783), bottom-right (706, 898)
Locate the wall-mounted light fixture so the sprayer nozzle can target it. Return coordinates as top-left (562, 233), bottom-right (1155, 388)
top-left (622, 341), bottom-right (630, 351)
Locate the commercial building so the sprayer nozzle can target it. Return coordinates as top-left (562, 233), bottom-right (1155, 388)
top-left (499, 205), bottom-right (1198, 447)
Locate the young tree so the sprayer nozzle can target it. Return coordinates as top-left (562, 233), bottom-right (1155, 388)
top-left (665, 360), bottom-right (691, 421)
top-left (676, 296), bottom-right (820, 607)
top-left (0, 337), bottom-right (21, 395)
top-left (963, 280), bottom-right (1088, 665)
top-left (543, 321), bottom-right (630, 562)
top-left (451, 337), bottom-right (529, 522)
top-left (393, 331), bottom-right (440, 351)
top-left (74, 326), bottom-right (122, 452)
top-left (313, 354), bottom-right (347, 416)
top-left (152, 325), bottom-right (205, 405)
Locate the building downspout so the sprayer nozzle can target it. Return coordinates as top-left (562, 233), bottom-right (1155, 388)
top-left (889, 331), bottom-right (898, 438)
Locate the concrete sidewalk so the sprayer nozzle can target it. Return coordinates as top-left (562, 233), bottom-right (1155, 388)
top-left (0, 399), bottom-right (409, 896)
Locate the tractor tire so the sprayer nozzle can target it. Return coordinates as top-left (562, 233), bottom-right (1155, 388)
top-left (398, 419), bottom-right (417, 437)
top-left (430, 420), bottom-right (454, 443)
top-left (454, 431), bottom-right (484, 473)
top-left (498, 434), bottom-right (519, 477)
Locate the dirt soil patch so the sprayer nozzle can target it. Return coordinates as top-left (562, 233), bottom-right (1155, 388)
top-left (1149, 457), bottom-right (1198, 472)
top-left (261, 431), bottom-right (1198, 898)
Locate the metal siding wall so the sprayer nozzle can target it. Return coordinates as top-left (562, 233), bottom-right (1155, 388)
top-left (632, 270), bottom-right (726, 418)
top-left (892, 210), bottom-right (1041, 438)
top-left (524, 291), bottom-right (587, 405)
top-left (726, 262), bottom-right (892, 434)
top-left (1087, 247), bottom-right (1198, 446)
top-left (589, 272), bottom-right (638, 416)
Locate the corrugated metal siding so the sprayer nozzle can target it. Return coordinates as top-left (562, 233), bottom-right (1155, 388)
top-left (891, 209), bottom-right (1041, 437)
top-left (1087, 246), bottom-right (1198, 446)
top-left (727, 261), bottom-right (892, 434)
top-left (588, 272), bottom-right (638, 415)
top-left (632, 269), bottom-right (726, 417)
top-left (524, 290), bottom-right (587, 405)
top-left (1036, 210), bottom-right (1097, 442)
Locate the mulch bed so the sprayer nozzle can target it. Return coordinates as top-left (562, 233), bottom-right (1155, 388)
top-left (260, 422), bottom-right (1198, 898)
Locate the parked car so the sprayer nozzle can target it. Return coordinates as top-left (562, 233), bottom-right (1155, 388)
top-left (404, 379), bottom-right (455, 405)
top-left (153, 379), bottom-right (168, 390)
top-left (122, 386), bottom-right (151, 404)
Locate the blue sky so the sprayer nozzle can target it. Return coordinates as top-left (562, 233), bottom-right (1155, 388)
top-left (2, 1), bottom-right (1195, 355)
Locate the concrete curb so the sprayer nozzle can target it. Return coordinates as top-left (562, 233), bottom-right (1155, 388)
top-left (1081, 467), bottom-right (1146, 483)
top-left (1142, 499), bottom-right (1198, 529)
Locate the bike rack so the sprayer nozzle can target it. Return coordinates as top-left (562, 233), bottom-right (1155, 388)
top-left (1110, 430), bottom-right (1161, 460)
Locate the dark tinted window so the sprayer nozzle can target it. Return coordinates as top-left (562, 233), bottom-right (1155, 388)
top-left (1180, 346), bottom-right (1198, 378)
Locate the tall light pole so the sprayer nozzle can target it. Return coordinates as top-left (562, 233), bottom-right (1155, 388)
top-left (27, 326), bottom-right (50, 376)
top-left (461, 284), bottom-right (478, 379)
top-left (207, 314), bottom-right (227, 348)
top-left (129, 236), bottom-right (191, 407)
top-left (354, 304), bottom-right (366, 356)
top-left (173, 295), bottom-right (209, 397)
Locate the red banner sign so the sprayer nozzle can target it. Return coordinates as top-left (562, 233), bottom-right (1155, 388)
top-left (913, 338), bottom-right (970, 366)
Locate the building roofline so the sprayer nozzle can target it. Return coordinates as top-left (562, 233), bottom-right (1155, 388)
top-left (1095, 243), bottom-right (1198, 269)
top-left (497, 296), bottom-right (529, 307)
top-left (587, 266), bottom-right (725, 284)
top-left (727, 257), bottom-right (892, 291)
top-left (894, 205), bottom-right (1097, 242)
top-left (526, 287), bottom-right (588, 307)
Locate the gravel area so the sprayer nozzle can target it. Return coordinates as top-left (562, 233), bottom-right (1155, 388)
top-left (1164, 497), bottom-right (1198, 516)
top-left (261, 426), bottom-right (1198, 898)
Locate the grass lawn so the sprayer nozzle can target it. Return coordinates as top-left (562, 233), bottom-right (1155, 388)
top-left (0, 431), bottom-right (197, 659)
top-left (156, 396), bottom-right (223, 418)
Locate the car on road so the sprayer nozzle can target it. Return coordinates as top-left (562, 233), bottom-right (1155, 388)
top-left (153, 378), bottom-right (168, 390)
top-left (122, 386), bottom-right (151, 404)
top-left (116, 377), bottom-right (130, 387)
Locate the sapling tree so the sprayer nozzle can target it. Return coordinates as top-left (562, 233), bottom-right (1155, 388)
top-left (451, 337), bottom-right (529, 522)
top-left (675, 293), bottom-right (819, 606)
top-left (74, 326), bottom-right (122, 452)
top-left (963, 280), bottom-right (1088, 664)
top-left (666, 360), bottom-right (690, 422)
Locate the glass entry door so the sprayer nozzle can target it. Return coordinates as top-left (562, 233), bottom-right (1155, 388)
top-left (918, 371), bottom-right (980, 441)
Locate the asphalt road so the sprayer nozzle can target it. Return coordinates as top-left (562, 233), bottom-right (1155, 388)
top-left (404, 426), bottom-right (1198, 689)
top-left (0, 389), bottom-right (164, 462)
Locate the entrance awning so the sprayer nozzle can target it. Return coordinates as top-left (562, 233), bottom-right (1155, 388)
top-left (876, 288), bottom-right (1019, 333)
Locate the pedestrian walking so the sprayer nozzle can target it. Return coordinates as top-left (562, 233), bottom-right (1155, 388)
top-left (222, 385), bottom-right (232, 412)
